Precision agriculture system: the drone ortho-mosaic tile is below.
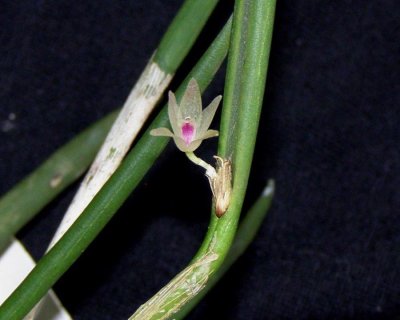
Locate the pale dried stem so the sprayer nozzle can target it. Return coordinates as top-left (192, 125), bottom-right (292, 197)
top-left (129, 250), bottom-right (218, 320)
top-left (49, 58), bottom-right (172, 248)
top-left (28, 58), bottom-right (172, 319)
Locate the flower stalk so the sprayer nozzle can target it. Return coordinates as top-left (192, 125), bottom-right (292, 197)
top-left (185, 152), bottom-right (216, 179)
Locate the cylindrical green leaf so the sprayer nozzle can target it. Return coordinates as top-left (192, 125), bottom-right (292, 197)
top-left (175, 180), bottom-right (275, 319)
top-left (0, 111), bottom-right (118, 252)
top-left (154, 0), bottom-right (220, 73)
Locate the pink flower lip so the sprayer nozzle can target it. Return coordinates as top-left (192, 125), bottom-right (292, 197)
top-left (150, 78), bottom-right (221, 152)
top-left (181, 121), bottom-right (195, 146)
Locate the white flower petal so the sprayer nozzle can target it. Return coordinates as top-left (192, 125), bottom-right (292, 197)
top-left (168, 91), bottom-right (180, 135)
top-left (197, 129), bottom-right (219, 140)
top-left (150, 127), bottom-right (174, 137)
top-left (180, 78), bottom-right (202, 122)
top-left (186, 139), bottom-right (203, 152)
top-left (199, 95), bottom-right (221, 135)
top-left (173, 136), bottom-right (202, 152)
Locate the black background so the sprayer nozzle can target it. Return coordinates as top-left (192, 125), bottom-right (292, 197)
top-left (1, 1), bottom-right (399, 319)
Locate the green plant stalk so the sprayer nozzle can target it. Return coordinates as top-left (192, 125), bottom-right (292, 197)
top-left (175, 180), bottom-right (275, 319)
top-left (154, 0), bottom-right (219, 73)
top-left (0, 111), bottom-right (117, 253)
top-left (196, 0), bottom-right (276, 259)
top-left (0, 18), bottom-right (232, 320)
top-left (129, 0), bottom-right (276, 318)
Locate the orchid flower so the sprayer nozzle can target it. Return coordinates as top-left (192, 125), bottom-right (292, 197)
top-left (150, 78), bottom-right (221, 153)
top-left (151, 79), bottom-right (231, 216)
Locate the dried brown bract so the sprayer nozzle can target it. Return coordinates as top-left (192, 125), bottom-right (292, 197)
top-left (210, 156), bottom-right (232, 217)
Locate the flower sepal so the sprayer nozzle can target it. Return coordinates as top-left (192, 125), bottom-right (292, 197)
top-left (150, 78), bottom-right (221, 152)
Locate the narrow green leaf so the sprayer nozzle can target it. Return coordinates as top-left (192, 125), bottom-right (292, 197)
top-left (209, 0), bottom-right (277, 258)
top-left (175, 180), bottom-right (275, 319)
top-left (196, 0), bottom-right (276, 260)
top-left (154, 0), bottom-right (220, 73)
top-left (0, 111), bottom-right (117, 253)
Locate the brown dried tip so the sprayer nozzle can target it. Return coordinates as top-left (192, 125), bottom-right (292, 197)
top-left (211, 156), bottom-right (232, 217)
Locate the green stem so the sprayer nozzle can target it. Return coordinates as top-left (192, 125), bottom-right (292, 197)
top-left (0, 111), bottom-right (118, 253)
top-left (154, 0), bottom-right (220, 73)
top-left (0, 18), bottom-right (232, 320)
top-left (196, 0), bottom-right (276, 260)
top-left (175, 180), bottom-right (275, 319)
